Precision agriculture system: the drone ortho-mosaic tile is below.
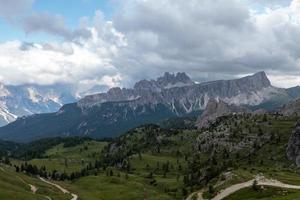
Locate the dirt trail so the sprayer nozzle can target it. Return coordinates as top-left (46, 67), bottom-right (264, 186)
top-left (186, 191), bottom-right (204, 200)
top-left (29, 184), bottom-right (38, 193)
top-left (16, 176), bottom-right (38, 194)
top-left (187, 175), bottom-right (300, 200)
top-left (0, 165), bottom-right (37, 194)
top-left (39, 177), bottom-right (78, 200)
top-left (0, 165), bottom-right (54, 199)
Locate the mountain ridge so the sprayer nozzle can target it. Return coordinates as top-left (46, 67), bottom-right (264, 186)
top-left (0, 71), bottom-right (298, 142)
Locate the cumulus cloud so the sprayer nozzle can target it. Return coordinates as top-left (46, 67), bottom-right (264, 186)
top-left (22, 12), bottom-right (92, 40)
top-left (0, 0), bottom-right (90, 41)
top-left (0, 11), bottom-right (126, 91)
top-left (1, 0), bottom-right (300, 90)
top-left (110, 0), bottom-right (300, 87)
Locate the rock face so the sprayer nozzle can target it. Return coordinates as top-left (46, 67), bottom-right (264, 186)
top-left (79, 71), bottom-right (290, 111)
top-left (286, 86), bottom-right (300, 98)
top-left (287, 121), bottom-right (300, 165)
top-left (280, 99), bottom-right (300, 116)
top-left (0, 71), bottom-right (296, 142)
top-left (196, 99), bottom-right (248, 128)
top-left (78, 72), bottom-right (195, 108)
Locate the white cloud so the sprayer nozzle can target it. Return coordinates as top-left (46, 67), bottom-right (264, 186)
top-left (0, 11), bottom-right (126, 91)
top-left (1, 0), bottom-right (300, 90)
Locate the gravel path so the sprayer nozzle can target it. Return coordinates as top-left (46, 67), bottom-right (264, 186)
top-left (187, 175), bottom-right (300, 200)
top-left (39, 177), bottom-right (78, 200)
top-left (186, 191), bottom-right (204, 200)
top-left (18, 177), bottom-right (38, 194)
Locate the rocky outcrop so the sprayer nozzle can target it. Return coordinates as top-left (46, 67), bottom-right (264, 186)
top-left (280, 99), bottom-right (300, 116)
top-left (195, 99), bottom-right (249, 128)
top-left (287, 121), bottom-right (300, 165)
top-left (286, 86), bottom-right (300, 98)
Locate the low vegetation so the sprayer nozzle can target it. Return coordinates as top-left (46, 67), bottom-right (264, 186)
top-left (0, 113), bottom-right (299, 199)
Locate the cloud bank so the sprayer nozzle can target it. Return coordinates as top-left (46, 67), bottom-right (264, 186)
top-left (0, 0), bottom-right (300, 89)
top-left (0, 0), bottom-right (34, 19)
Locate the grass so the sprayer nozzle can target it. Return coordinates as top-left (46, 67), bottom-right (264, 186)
top-left (224, 187), bottom-right (300, 200)
top-left (9, 139), bottom-right (186, 199)
top-left (198, 115), bottom-right (300, 200)
top-left (129, 153), bottom-right (186, 198)
top-left (58, 173), bottom-right (175, 200)
top-left (45, 141), bottom-right (107, 159)
top-left (130, 153), bottom-right (186, 174)
top-left (0, 164), bottom-right (70, 200)
top-left (6, 114), bottom-right (300, 200)
top-left (13, 140), bottom-right (107, 174)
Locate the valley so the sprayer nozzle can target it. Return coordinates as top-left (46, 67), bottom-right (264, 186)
top-left (1, 110), bottom-right (300, 199)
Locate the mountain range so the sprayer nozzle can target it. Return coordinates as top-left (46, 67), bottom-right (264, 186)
top-left (0, 83), bottom-right (78, 126)
top-left (0, 83), bottom-right (110, 127)
top-left (0, 71), bottom-right (299, 142)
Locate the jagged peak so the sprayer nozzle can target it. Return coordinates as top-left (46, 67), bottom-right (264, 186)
top-left (238, 71), bottom-right (271, 88)
top-left (246, 71), bottom-right (268, 80)
top-left (134, 72), bottom-right (194, 91)
top-left (252, 71), bottom-right (268, 79)
top-left (157, 72), bottom-right (193, 83)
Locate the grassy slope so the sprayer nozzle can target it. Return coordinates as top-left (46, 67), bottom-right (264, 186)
top-left (11, 139), bottom-right (183, 199)
top-left (7, 114), bottom-right (300, 200)
top-left (202, 115), bottom-right (300, 199)
top-left (0, 164), bottom-right (70, 200)
top-left (59, 173), bottom-right (175, 200)
top-left (13, 140), bottom-right (107, 174)
top-left (225, 187), bottom-right (300, 200)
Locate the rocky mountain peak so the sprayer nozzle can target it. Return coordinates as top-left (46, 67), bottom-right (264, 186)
top-left (134, 72), bottom-right (194, 92)
top-left (133, 80), bottom-right (160, 92)
top-left (157, 72), bottom-right (194, 88)
top-left (240, 71), bottom-right (271, 88)
top-left (107, 87), bottom-right (122, 95)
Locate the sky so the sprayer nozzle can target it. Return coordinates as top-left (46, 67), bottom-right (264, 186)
top-left (0, 0), bottom-right (299, 90)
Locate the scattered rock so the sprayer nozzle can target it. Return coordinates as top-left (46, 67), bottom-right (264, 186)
top-left (195, 98), bottom-right (249, 129)
top-left (287, 121), bottom-right (300, 165)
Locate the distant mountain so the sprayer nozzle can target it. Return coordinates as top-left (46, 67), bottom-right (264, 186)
top-left (0, 83), bottom-right (79, 126)
top-left (79, 71), bottom-right (293, 110)
top-left (0, 71), bottom-right (298, 142)
top-left (0, 82), bottom-right (111, 127)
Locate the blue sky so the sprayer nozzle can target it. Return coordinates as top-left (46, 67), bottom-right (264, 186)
top-left (33, 0), bottom-right (114, 23)
top-left (0, 0), bottom-right (113, 42)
